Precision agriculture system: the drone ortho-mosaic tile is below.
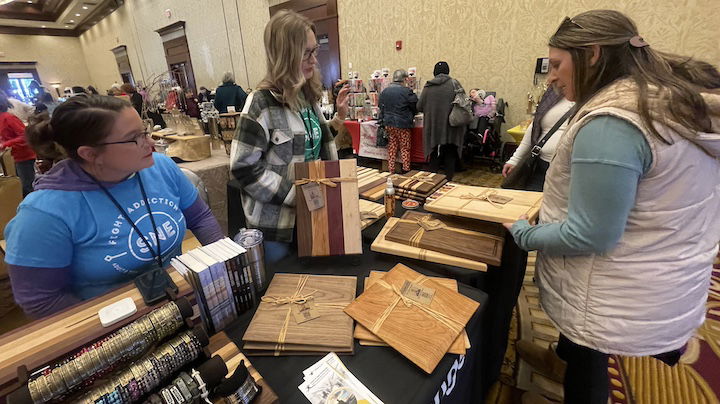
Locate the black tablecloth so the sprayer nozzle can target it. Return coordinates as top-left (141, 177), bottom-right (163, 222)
top-left (224, 201), bottom-right (528, 403)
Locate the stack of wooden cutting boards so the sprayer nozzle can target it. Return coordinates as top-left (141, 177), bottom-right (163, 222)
top-left (356, 166), bottom-right (390, 200)
top-left (344, 263), bottom-right (480, 373)
top-left (390, 170), bottom-right (447, 203)
top-left (371, 183), bottom-right (543, 271)
top-left (242, 274), bottom-right (357, 356)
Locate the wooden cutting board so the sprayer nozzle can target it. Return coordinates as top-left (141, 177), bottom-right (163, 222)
top-left (391, 171), bottom-right (446, 194)
top-left (344, 263), bottom-right (479, 373)
top-left (385, 211), bottom-right (504, 266)
top-left (371, 218), bottom-right (488, 272)
top-left (359, 199), bottom-right (385, 230)
top-left (424, 183), bottom-right (543, 223)
top-left (354, 271), bottom-right (469, 355)
top-left (295, 159), bottom-right (362, 257)
top-left (242, 274), bottom-right (356, 351)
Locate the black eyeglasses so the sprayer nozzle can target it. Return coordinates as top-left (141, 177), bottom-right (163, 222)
top-left (303, 45), bottom-right (320, 61)
top-left (96, 130), bottom-right (151, 146)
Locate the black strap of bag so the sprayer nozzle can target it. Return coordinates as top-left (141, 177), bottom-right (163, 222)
top-left (529, 107), bottom-right (576, 157)
top-left (501, 107), bottom-right (575, 190)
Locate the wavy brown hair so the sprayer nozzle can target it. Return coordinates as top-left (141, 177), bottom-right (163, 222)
top-left (257, 10), bottom-right (322, 111)
top-left (549, 9), bottom-right (720, 142)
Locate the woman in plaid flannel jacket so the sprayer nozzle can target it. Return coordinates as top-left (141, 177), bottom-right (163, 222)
top-left (229, 10), bottom-right (349, 262)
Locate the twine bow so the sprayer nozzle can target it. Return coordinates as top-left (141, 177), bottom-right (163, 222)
top-left (360, 211), bottom-right (380, 221)
top-left (260, 275), bottom-right (313, 355)
top-left (370, 276), bottom-right (464, 336)
top-left (294, 177), bottom-right (357, 188)
top-left (400, 214), bottom-right (503, 248)
top-left (260, 275), bottom-right (348, 356)
top-left (459, 190), bottom-right (505, 210)
top-left (392, 172), bottom-right (437, 186)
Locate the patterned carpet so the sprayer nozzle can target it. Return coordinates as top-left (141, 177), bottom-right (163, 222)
top-left (499, 253), bottom-right (720, 404)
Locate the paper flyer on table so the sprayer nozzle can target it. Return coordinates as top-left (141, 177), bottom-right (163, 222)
top-left (299, 352), bottom-right (384, 404)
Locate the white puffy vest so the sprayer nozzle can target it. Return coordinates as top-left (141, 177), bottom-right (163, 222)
top-left (537, 82), bottom-right (720, 356)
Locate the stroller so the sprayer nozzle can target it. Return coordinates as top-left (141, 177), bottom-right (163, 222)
top-left (462, 95), bottom-right (506, 172)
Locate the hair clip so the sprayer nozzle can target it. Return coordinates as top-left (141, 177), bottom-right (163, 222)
top-left (629, 35), bottom-right (650, 48)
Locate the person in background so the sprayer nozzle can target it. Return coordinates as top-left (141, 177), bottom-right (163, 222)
top-left (120, 83), bottom-right (143, 117)
top-left (198, 86), bottom-right (213, 103)
top-left (0, 92), bottom-right (36, 196)
top-left (0, 90), bottom-right (34, 123)
top-left (379, 69), bottom-right (418, 173)
top-left (87, 86), bottom-right (100, 95)
top-left (417, 61), bottom-right (466, 180)
top-left (214, 72), bottom-right (248, 113)
top-left (184, 89), bottom-right (200, 118)
top-left (71, 86), bottom-right (88, 97)
top-left (34, 92), bottom-right (60, 117)
top-left (4, 95), bottom-right (223, 318)
top-left (27, 112), bottom-right (65, 175)
top-left (327, 79), bottom-right (353, 159)
top-left (502, 89), bottom-right (575, 191)
top-left (505, 10), bottom-right (720, 404)
top-left (229, 10), bottom-right (348, 263)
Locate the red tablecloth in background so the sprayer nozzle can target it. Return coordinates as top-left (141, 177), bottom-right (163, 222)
top-left (344, 120), bottom-right (426, 163)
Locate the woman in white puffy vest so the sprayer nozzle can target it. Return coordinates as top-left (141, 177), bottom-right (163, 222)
top-left (505, 10), bottom-right (720, 404)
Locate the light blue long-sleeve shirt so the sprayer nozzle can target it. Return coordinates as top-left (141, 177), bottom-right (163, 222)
top-left (510, 116), bottom-right (652, 255)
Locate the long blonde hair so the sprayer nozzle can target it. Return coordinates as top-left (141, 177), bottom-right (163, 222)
top-left (549, 10), bottom-right (720, 142)
top-left (258, 10), bottom-right (323, 111)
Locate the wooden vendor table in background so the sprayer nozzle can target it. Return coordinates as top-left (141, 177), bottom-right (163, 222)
top-left (345, 120), bottom-right (426, 163)
top-left (177, 148), bottom-right (230, 234)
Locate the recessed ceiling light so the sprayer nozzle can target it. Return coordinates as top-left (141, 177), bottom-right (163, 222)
top-left (69, 19), bottom-right (75, 22)
top-left (41, 25), bottom-right (46, 28)
top-left (75, 13), bottom-right (81, 16)
top-left (82, 5), bottom-right (88, 9)
top-left (65, 25), bottom-right (70, 28)
top-left (27, 1), bottom-right (33, 3)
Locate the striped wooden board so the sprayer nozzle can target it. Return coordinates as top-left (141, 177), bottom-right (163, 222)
top-left (295, 160), bottom-right (362, 257)
top-left (356, 165), bottom-right (391, 201)
top-left (0, 269), bottom-right (193, 392)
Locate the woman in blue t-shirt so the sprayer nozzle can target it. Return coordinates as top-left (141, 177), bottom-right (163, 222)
top-left (5, 95), bottom-right (224, 318)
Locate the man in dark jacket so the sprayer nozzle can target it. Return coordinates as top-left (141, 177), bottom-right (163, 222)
top-left (417, 61), bottom-right (466, 180)
top-left (379, 69), bottom-right (418, 173)
top-left (214, 72), bottom-right (248, 113)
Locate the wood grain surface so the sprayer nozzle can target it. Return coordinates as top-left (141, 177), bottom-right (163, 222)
top-left (339, 159), bottom-right (362, 255)
top-left (209, 332), bottom-right (280, 404)
top-left (371, 218), bottom-right (488, 272)
top-left (354, 271), bottom-right (469, 355)
top-left (391, 171), bottom-right (446, 194)
top-left (385, 211), bottom-right (504, 266)
top-left (294, 162), bottom-right (313, 256)
top-left (344, 263), bottom-right (479, 373)
top-left (309, 162), bottom-right (330, 256)
top-left (424, 184), bottom-right (543, 223)
top-left (242, 274), bottom-right (356, 350)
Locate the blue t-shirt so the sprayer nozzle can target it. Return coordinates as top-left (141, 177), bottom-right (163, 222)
top-left (4, 153), bottom-right (198, 299)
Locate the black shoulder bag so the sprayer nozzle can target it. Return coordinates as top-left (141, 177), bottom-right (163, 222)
top-left (501, 107), bottom-right (575, 190)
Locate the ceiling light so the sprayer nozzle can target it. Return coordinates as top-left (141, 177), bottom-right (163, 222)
top-left (41, 25), bottom-right (46, 28)
top-left (75, 13), bottom-right (81, 16)
top-left (65, 25), bottom-right (70, 28)
top-left (82, 5), bottom-right (88, 9)
top-left (69, 19), bottom-right (74, 22)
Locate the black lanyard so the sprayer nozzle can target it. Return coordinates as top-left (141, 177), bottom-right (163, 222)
top-left (86, 171), bottom-right (163, 268)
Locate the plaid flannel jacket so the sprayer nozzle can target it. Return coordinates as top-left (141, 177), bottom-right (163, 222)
top-left (230, 89), bottom-right (338, 242)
